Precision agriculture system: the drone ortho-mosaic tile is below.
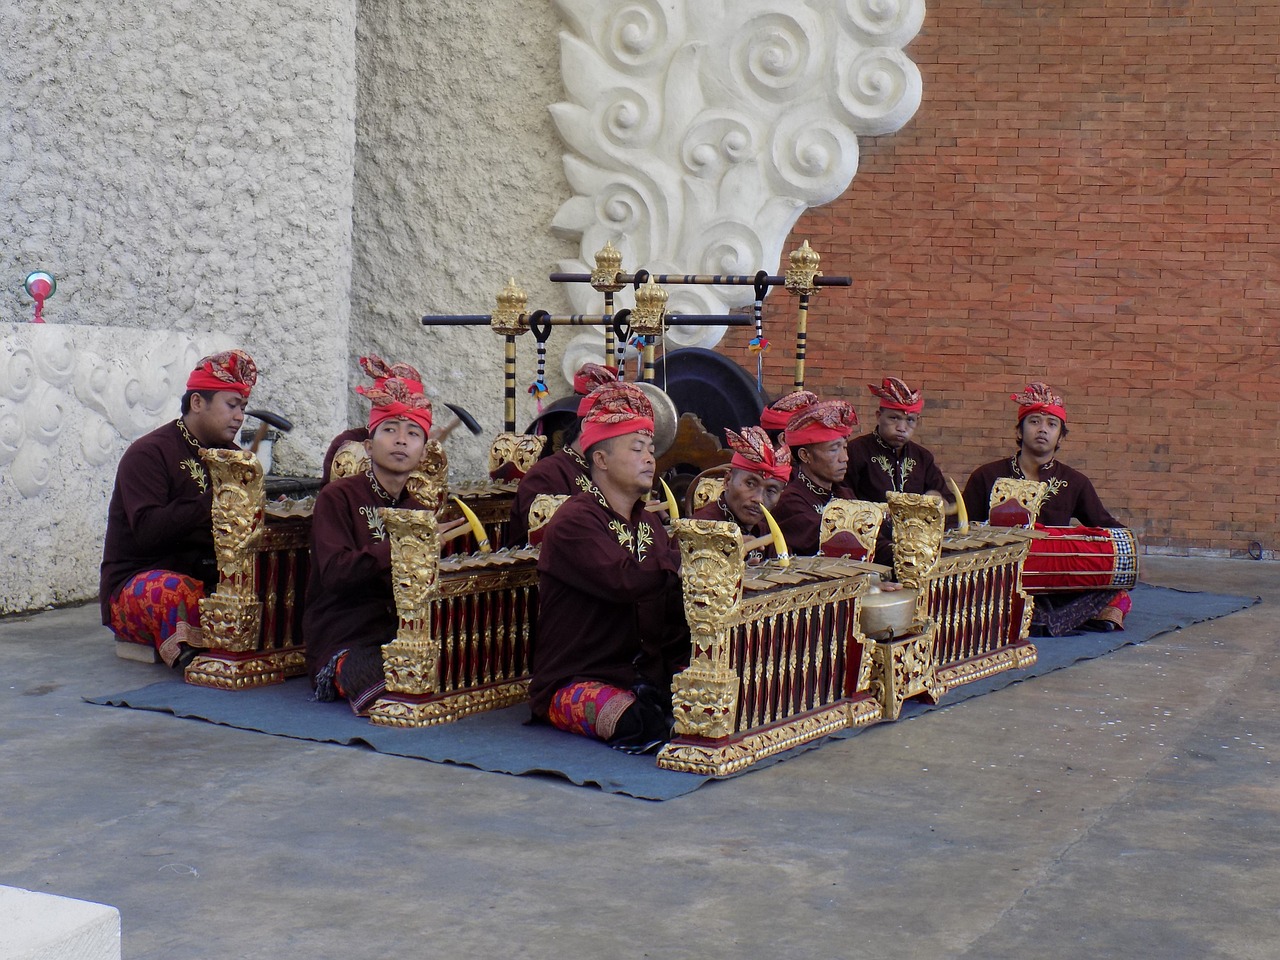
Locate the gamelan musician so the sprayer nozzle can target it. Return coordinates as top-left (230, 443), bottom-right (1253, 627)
top-left (100, 349), bottom-right (259, 669)
top-left (321, 355), bottom-right (457, 485)
top-left (758, 389), bottom-right (817, 441)
top-left (771, 398), bottom-right (859, 556)
top-left (844, 377), bottom-right (953, 566)
top-left (304, 377), bottom-right (435, 714)
top-left (690, 426), bottom-right (790, 566)
top-left (962, 381), bottom-right (1133, 635)
top-left (529, 382), bottom-right (690, 751)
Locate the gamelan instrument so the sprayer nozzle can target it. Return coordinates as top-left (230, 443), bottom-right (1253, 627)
top-left (886, 492), bottom-right (1039, 692)
top-left (1020, 526), bottom-right (1139, 593)
top-left (657, 519), bottom-right (882, 776)
top-left (186, 448), bottom-right (311, 689)
top-left (368, 508), bottom-right (540, 727)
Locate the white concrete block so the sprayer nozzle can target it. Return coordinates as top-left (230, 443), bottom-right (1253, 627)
top-left (0, 886), bottom-right (120, 960)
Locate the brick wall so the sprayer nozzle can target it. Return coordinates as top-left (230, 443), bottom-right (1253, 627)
top-left (740, 0), bottom-right (1280, 557)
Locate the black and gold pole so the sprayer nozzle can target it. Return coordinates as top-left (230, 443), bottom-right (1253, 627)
top-left (630, 278), bottom-right (668, 384)
top-left (490, 278), bottom-right (529, 434)
top-left (785, 241), bottom-right (822, 391)
top-left (590, 241), bottom-right (626, 367)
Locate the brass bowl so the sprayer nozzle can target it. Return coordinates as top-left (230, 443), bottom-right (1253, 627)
top-left (859, 588), bottom-right (918, 641)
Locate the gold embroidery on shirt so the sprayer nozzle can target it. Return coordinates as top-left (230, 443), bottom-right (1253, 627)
top-left (180, 458), bottom-right (208, 492)
top-left (575, 473), bottom-right (593, 493)
top-left (635, 522), bottom-right (653, 563)
top-left (873, 453), bottom-right (916, 491)
top-left (608, 518), bottom-right (633, 553)
top-left (1044, 476), bottom-right (1067, 499)
top-left (360, 504), bottom-right (386, 541)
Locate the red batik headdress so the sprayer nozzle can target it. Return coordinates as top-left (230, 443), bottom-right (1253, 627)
top-left (783, 399), bottom-right (858, 447)
top-left (868, 377), bottom-right (923, 414)
top-left (186, 349), bottom-right (257, 397)
top-left (358, 354), bottom-right (424, 395)
top-left (1012, 381), bottom-right (1067, 424)
top-left (726, 426), bottom-right (792, 482)
top-left (573, 362), bottom-right (621, 416)
top-left (759, 390), bottom-right (818, 431)
top-left (579, 382), bottom-right (654, 451)
top-left (362, 376), bottom-right (434, 434)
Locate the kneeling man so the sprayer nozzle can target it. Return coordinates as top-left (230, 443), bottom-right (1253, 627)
top-left (530, 382), bottom-right (690, 750)
top-left (305, 377), bottom-right (435, 714)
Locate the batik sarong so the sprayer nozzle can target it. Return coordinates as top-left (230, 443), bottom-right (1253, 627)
top-left (108, 570), bottom-right (205, 666)
top-left (548, 681), bottom-right (637, 741)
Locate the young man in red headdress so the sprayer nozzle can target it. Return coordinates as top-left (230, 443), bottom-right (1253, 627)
top-left (100, 349), bottom-right (258, 668)
top-left (759, 389), bottom-right (818, 440)
top-left (304, 378), bottom-right (436, 714)
top-left (530, 382), bottom-right (689, 750)
top-left (963, 382), bottom-right (1131, 634)
top-left (507, 362), bottom-right (618, 545)
top-left (770, 399), bottom-right (859, 556)
top-left (691, 426), bottom-right (791, 565)
top-left (845, 377), bottom-right (953, 566)
top-left (321, 355), bottom-right (458, 485)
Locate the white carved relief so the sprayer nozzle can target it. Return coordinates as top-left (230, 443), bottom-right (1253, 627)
top-left (1, 324), bottom-right (233, 613)
top-left (551, 0), bottom-right (923, 379)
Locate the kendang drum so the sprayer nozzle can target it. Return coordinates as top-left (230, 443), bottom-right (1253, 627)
top-left (1020, 526), bottom-right (1139, 594)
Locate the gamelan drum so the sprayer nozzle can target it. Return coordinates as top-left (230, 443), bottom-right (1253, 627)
top-left (1020, 526), bottom-right (1139, 593)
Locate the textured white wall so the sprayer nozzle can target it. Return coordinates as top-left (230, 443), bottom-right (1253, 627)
top-left (1, 0), bottom-right (358, 611)
top-left (348, 0), bottom-right (579, 479)
top-left (1, 0), bottom-right (357, 466)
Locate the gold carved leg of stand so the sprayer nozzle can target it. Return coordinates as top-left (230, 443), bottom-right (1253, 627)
top-left (367, 680), bottom-right (531, 728)
top-left (183, 649), bottom-right (305, 690)
top-left (868, 624), bottom-right (946, 722)
top-left (936, 640), bottom-right (1038, 689)
top-left (656, 698), bottom-right (878, 777)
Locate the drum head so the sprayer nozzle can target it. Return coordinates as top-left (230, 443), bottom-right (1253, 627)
top-left (652, 348), bottom-right (768, 443)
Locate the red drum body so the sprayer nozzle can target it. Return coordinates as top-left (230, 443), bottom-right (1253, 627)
top-left (1022, 526), bottom-right (1138, 593)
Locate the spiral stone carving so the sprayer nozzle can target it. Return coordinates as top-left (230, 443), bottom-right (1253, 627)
top-left (552, 0), bottom-right (924, 377)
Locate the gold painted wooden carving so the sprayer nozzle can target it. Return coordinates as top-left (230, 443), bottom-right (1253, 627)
top-left (887, 491), bottom-right (945, 588)
top-left (867, 618), bottom-right (946, 721)
top-left (670, 519), bottom-right (745, 740)
top-left (331, 440), bottom-right (369, 480)
top-left (690, 473), bottom-right (726, 513)
top-left (989, 478), bottom-right (1048, 526)
top-left (200, 448), bottom-right (265, 654)
top-left (820, 498), bottom-right (885, 557)
top-left (489, 433), bottom-right (546, 478)
top-left (630, 278), bottom-right (669, 337)
top-left (490, 277), bottom-right (529, 336)
top-left (406, 439), bottom-right (449, 512)
top-left (377, 507), bottom-right (443, 697)
top-left (784, 239), bottom-right (822, 296)
top-left (528, 494), bottom-right (570, 538)
top-left (590, 241), bottom-right (625, 293)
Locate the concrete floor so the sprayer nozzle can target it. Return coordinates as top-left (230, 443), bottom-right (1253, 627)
top-left (2, 556), bottom-right (1278, 960)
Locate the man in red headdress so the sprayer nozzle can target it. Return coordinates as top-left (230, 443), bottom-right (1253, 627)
top-left (507, 362), bottom-right (619, 545)
top-left (530, 382), bottom-right (689, 750)
top-left (304, 377), bottom-right (436, 714)
top-left (845, 377), bottom-right (953, 565)
top-left (321, 355), bottom-right (459, 485)
top-left (691, 426), bottom-right (791, 565)
top-left (963, 382), bottom-right (1131, 634)
top-left (759, 389), bottom-right (818, 439)
top-left (100, 349), bottom-right (258, 668)
top-left (770, 399), bottom-right (859, 556)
